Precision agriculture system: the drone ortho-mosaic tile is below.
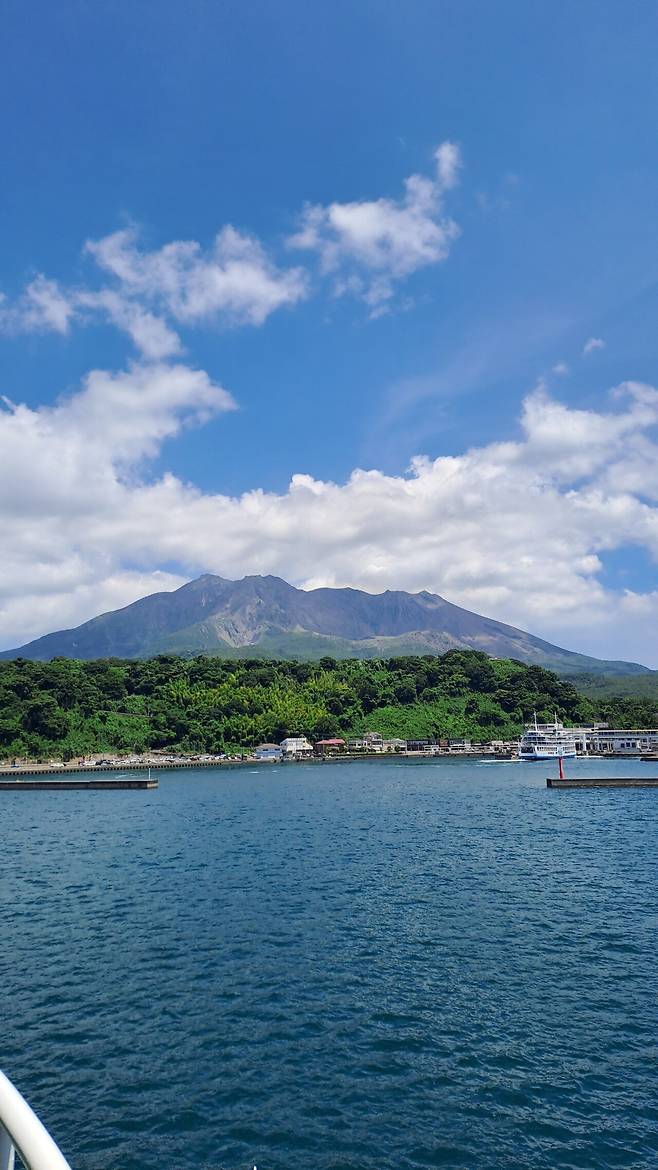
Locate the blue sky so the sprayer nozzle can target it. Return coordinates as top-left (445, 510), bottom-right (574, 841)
top-left (2, 0), bottom-right (658, 663)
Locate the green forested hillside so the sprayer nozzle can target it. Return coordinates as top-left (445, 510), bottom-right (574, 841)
top-left (570, 671), bottom-right (658, 700)
top-left (0, 650), bottom-right (656, 760)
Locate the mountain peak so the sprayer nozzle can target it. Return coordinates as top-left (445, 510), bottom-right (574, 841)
top-left (0, 574), bottom-right (650, 675)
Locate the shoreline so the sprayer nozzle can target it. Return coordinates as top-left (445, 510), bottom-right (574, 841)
top-left (2, 750), bottom-right (656, 778)
top-left (0, 750), bottom-right (516, 777)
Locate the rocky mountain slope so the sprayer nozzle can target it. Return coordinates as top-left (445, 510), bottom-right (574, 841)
top-left (0, 574), bottom-right (649, 675)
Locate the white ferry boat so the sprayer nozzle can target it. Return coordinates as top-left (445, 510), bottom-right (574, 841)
top-left (519, 713), bottom-right (577, 760)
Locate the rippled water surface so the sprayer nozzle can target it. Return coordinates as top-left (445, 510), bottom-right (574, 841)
top-left (2, 758), bottom-right (657, 1170)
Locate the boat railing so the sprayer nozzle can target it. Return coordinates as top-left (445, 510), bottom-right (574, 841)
top-left (0, 1070), bottom-right (72, 1170)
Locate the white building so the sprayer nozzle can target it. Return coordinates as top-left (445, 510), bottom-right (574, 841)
top-left (347, 732), bottom-right (406, 753)
top-left (350, 731), bottom-right (384, 751)
top-left (279, 736), bottom-right (314, 759)
top-left (383, 738), bottom-right (407, 752)
top-left (255, 743), bottom-right (282, 761)
top-left (448, 738), bottom-right (472, 752)
top-left (571, 726), bottom-right (658, 755)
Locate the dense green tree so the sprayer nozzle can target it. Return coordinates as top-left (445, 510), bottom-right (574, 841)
top-left (22, 697), bottom-right (68, 740)
top-left (0, 650), bottom-right (653, 759)
top-left (394, 680), bottom-right (417, 705)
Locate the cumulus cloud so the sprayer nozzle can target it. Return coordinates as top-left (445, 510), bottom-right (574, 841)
top-left (1, 146), bottom-right (463, 350)
top-left (2, 279), bottom-right (182, 361)
top-left (3, 370), bottom-right (658, 665)
top-left (85, 225), bottom-right (308, 328)
top-left (75, 289), bottom-right (183, 360)
top-left (0, 225), bottom-right (309, 358)
top-left (2, 155), bottom-right (657, 664)
top-left (0, 275), bottom-right (76, 335)
top-left (288, 141), bottom-right (462, 310)
top-left (583, 336), bottom-right (606, 355)
top-left (0, 361), bottom-right (235, 646)
top-left (552, 361), bottom-right (569, 376)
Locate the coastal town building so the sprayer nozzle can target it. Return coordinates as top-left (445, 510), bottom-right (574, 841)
top-left (362, 731), bottom-right (384, 751)
top-left (448, 738), bottom-right (472, 752)
top-left (279, 736), bottom-right (314, 759)
top-left (314, 738), bottom-right (346, 754)
top-left (570, 725), bottom-right (658, 755)
top-left (407, 739), bottom-right (432, 752)
top-left (347, 732), bottom-right (384, 751)
top-left (255, 743), bottom-right (283, 761)
top-left (346, 732), bottom-right (407, 752)
top-left (383, 738), bottom-right (407, 752)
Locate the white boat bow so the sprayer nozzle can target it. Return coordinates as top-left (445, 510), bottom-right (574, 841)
top-left (0, 1069), bottom-right (72, 1170)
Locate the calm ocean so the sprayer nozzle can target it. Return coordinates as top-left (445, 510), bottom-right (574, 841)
top-left (2, 758), bottom-right (656, 1170)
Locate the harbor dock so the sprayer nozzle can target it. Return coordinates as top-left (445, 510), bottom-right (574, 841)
top-left (547, 776), bottom-right (658, 789)
top-left (0, 777), bottom-right (158, 790)
top-left (0, 761), bottom-right (207, 778)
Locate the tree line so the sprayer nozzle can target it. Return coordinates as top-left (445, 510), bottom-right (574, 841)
top-left (0, 650), bottom-right (655, 759)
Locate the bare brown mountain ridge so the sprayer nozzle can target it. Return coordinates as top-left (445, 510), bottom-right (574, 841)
top-left (0, 574), bottom-right (649, 677)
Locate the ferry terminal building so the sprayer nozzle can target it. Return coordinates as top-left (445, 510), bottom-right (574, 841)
top-left (571, 725), bottom-right (658, 754)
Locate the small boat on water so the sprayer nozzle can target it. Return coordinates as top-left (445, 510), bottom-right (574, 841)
top-left (519, 713), bottom-right (577, 761)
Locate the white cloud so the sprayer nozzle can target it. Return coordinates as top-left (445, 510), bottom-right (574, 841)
top-left (0, 570), bottom-right (189, 655)
top-left (0, 225), bottom-right (309, 357)
top-left (583, 336), bottom-right (606, 355)
top-left (552, 361), bottom-right (569, 376)
top-left (2, 157), bottom-right (657, 666)
top-left (0, 362), bottom-right (234, 505)
top-left (85, 225), bottom-right (309, 328)
top-left (288, 141), bottom-right (462, 310)
top-left (1, 275), bottom-right (182, 361)
top-left (1, 146), bottom-right (461, 349)
top-left (434, 141), bottom-right (462, 190)
top-left (75, 289), bottom-right (183, 360)
top-left (0, 275), bottom-right (76, 335)
top-left (4, 370), bottom-right (658, 665)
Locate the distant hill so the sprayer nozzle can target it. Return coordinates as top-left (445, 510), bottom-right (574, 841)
top-left (0, 574), bottom-right (651, 677)
top-left (568, 672), bottom-right (658, 699)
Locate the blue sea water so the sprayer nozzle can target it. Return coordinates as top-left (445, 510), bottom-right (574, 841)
top-left (1, 757), bottom-right (657, 1170)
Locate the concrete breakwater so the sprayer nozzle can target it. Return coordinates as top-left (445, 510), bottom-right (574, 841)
top-left (0, 777), bottom-right (158, 790)
top-left (547, 775), bottom-right (658, 788)
top-left (0, 760), bottom-right (216, 778)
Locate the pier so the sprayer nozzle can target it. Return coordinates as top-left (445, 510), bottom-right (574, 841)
top-left (547, 776), bottom-right (658, 789)
top-left (0, 777), bottom-right (158, 791)
top-left (0, 761), bottom-right (203, 778)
